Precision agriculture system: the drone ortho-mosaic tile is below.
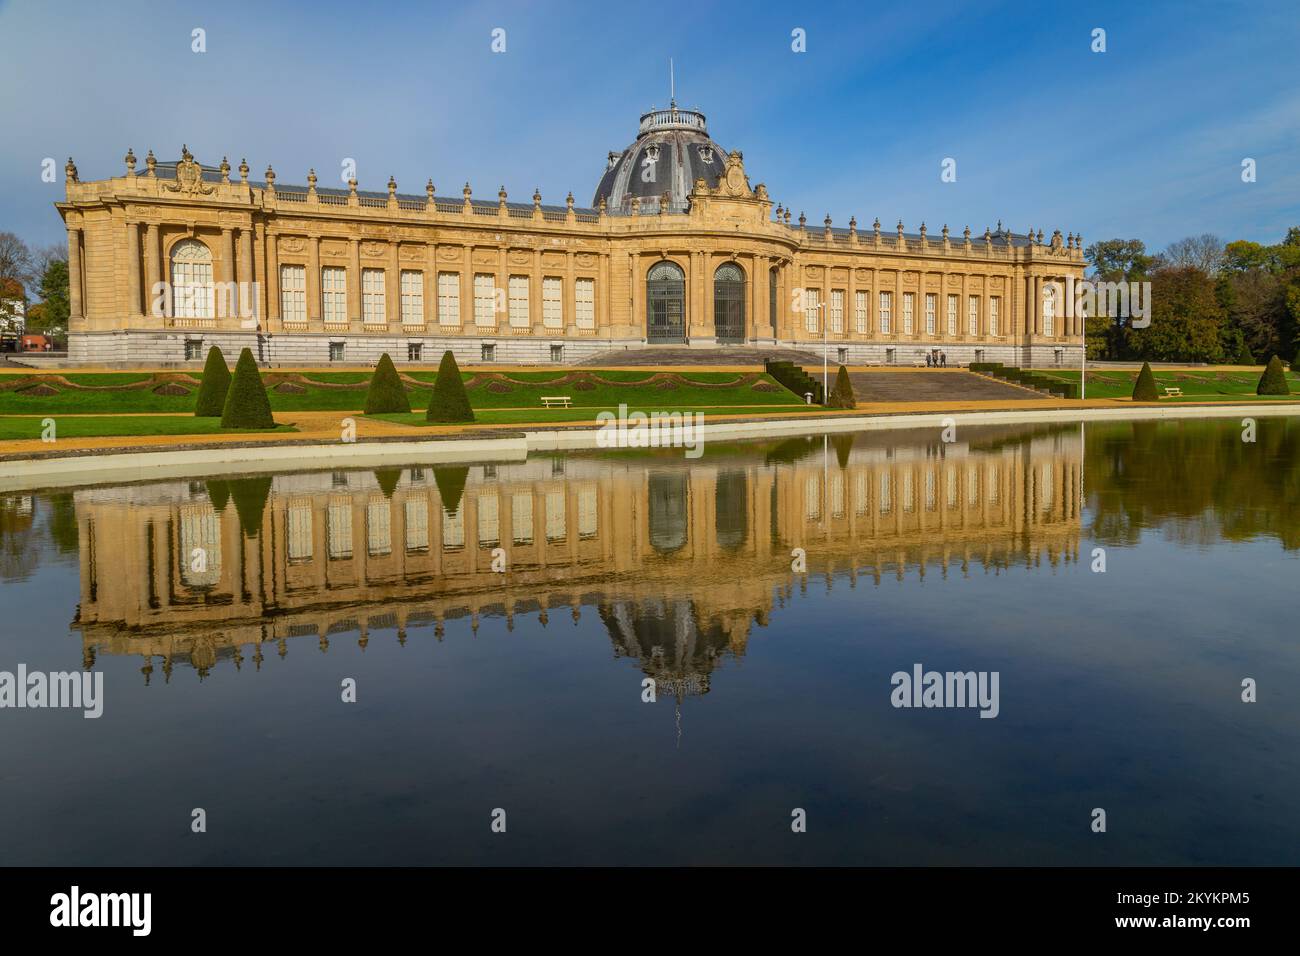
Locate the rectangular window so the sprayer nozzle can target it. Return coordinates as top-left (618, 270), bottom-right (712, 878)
top-left (550, 344), bottom-right (564, 363)
top-left (366, 495), bottom-right (391, 556)
top-left (437, 272), bottom-right (460, 326)
top-left (477, 494), bottom-right (499, 547)
top-left (185, 340), bottom-right (203, 360)
top-left (542, 277), bottom-right (563, 329)
top-left (545, 490), bottom-right (566, 541)
top-left (1043, 287), bottom-right (1056, 336)
top-left (508, 275), bottom-right (529, 328)
top-left (442, 507), bottom-right (464, 549)
top-left (886, 347), bottom-right (896, 365)
top-left (329, 342), bottom-right (344, 362)
top-left (879, 291), bottom-right (892, 334)
top-left (804, 288), bottom-right (819, 333)
top-left (473, 274), bottom-right (496, 327)
top-left (405, 498), bottom-right (429, 552)
top-left (575, 278), bottom-right (595, 329)
top-left (925, 293), bottom-right (936, 335)
top-left (830, 289), bottom-right (844, 333)
top-left (837, 347), bottom-right (847, 364)
top-left (969, 295), bottom-right (980, 336)
top-left (407, 343), bottom-right (422, 362)
top-left (327, 497), bottom-right (352, 559)
top-left (855, 290), bottom-right (868, 334)
top-left (903, 292), bottom-right (914, 334)
top-left (362, 268), bottom-right (385, 325)
top-left (989, 297), bottom-right (999, 336)
top-left (578, 486), bottom-right (598, 538)
top-left (511, 493), bottom-right (534, 545)
top-left (287, 498), bottom-right (313, 561)
top-left (322, 266), bottom-right (347, 325)
top-left (947, 294), bottom-right (958, 337)
top-left (280, 264), bottom-right (306, 324)
top-left (481, 344), bottom-right (495, 363)
top-left (400, 270), bottom-right (423, 325)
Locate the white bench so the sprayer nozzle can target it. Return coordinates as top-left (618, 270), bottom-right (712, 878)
top-left (1163, 386), bottom-right (1182, 397)
top-left (540, 395), bottom-right (572, 408)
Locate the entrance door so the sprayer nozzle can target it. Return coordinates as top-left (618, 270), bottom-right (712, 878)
top-left (713, 262), bottom-right (746, 343)
top-left (647, 261), bottom-right (686, 343)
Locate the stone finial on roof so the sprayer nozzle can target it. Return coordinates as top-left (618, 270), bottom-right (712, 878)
top-left (146, 149), bottom-right (157, 177)
top-left (65, 157), bottom-right (78, 183)
top-left (238, 157), bottom-right (249, 183)
top-left (125, 147), bottom-right (137, 177)
top-left (388, 175), bottom-right (397, 197)
top-left (219, 156), bottom-right (230, 184)
top-left (307, 168), bottom-right (317, 193)
top-left (426, 179), bottom-right (435, 201)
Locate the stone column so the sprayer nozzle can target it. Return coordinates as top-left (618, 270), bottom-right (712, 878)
top-left (238, 227), bottom-right (254, 321)
top-left (1033, 275), bottom-right (1042, 336)
top-left (755, 254), bottom-right (770, 339)
top-left (462, 245), bottom-right (473, 331)
top-left (144, 222), bottom-right (161, 321)
top-left (348, 239), bottom-right (361, 323)
top-left (266, 230), bottom-right (280, 325)
top-left (531, 248), bottom-right (543, 335)
top-left (893, 268), bottom-right (903, 342)
top-left (388, 241), bottom-right (400, 327)
top-left (565, 250), bottom-right (575, 335)
top-left (67, 226), bottom-right (84, 326)
top-left (307, 236), bottom-right (320, 322)
top-left (126, 221), bottom-right (141, 318)
top-left (425, 242), bottom-right (437, 328)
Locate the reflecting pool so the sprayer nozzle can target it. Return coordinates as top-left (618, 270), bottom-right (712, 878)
top-left (1, 416), bottom-right (1298, 864)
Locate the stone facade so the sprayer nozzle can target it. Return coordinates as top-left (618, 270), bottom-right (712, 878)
top-left (55, 106), bottom-right (1087, 368)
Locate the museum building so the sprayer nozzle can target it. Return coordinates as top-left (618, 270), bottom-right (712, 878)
top-left (56, 100), bottom-right (1086, 366)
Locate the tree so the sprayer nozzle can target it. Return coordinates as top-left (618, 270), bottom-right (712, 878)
top-left (194, 346), bottom-right (232, 416)
top-left (1132, 362), bottom-right (1158, 401)
top-left (1084, 238), bottom-right (1155, 284)
top-left (0, 233), bottom-right (34, 289)
top-left (363, 353), bottom-right (411, 414)
top-left (1236, 342), bottom-right (1255, 366)
top-left (1162, 234), bottom-right (1224, 276)
top-left (1256, 356), bottom-right (1290, 396)
top-left (33, 258), bottom-right (69, 337)
top-left (1125, 266), bottom-right (1226, 363)
top-left (826, 365), bottom-right (856, 408)
top-left (426, 350), bottom-right (474, 423)
top-left (220, 348), bottom-right (276, 428)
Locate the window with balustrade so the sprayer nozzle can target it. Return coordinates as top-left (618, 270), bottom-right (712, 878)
top-left (989, 297), bottom-right (999, 336)
top-left (362, 269), bottom-right (385, 325)
top-left (508, 275), bottom-right (529, 328)
top-left (879, 291), bottom-right (892, 334)
top-left (280, 264), bottom-right (305, 325)
top-left (575, 278), bottom-right (595, 329)
top-left (437, 272), bottom-right (460, 326)
top-left (969, 295), bottom-right (980, 336)
top-left (400, 270), bottom-right (422, 325)
top-left (542, 277), bottom-right (563, 329)
top-left (323, 267), bottom-right (347, 325)
top-left (947, 294), bottom-right (958, 336)
top-left (830, 289), bottom-right (844, 334)
top-left (803, 288), bottom-right (819, 333)
top-left (903, 293), bottom-right (914, 334)
top-left (855, 290), bottom-right (868, 334)
top-left (170, 239), bottom-right (214, 320)
top-left (925, 293), bottom-right (936, 335)
top-left (474, 274), bottom-right (496, 327)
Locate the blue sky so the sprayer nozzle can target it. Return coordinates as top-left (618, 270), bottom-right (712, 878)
top-left (1, 0), bottom-right (1296, 253)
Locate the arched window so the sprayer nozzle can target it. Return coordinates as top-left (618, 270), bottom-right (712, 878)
top-left (1042, 283), bottom-right (1056, 336)
top-left (170, 238), bottom-right (214, 319)
top-left (646, 260), bottom-right (685, 343)
top-left (713, 262), bottom-right (746, 343)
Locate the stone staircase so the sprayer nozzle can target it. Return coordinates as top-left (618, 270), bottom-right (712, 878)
top-left (847, 370), bottom-right (1044, 403)
top-left (578, 346), bottom-right (822, 366)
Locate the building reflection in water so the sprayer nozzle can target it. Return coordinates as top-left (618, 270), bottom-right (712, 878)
top-left (68, 425), bottom-right (1083, 697)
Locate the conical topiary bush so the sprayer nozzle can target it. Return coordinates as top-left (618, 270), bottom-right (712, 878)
top-left (426, 350), bottom-right (474, 423)
top-left (194, 345), bottom-right (232, 417)
top-left (826, 365), bottom-right (856, 409)
top-left (220, 347), bottom-right (276, 429)
top-left (1256, 355), bottom-right (1290, 395)
top-left (228, 475), bottom-right (273, 537)
top-left (363, 353), bottom-right (411, 415)
top-left (374, 468), bottom-right (402, 499)
top-left (433, 466), bottom-right (469, 514)
top-left (1131, 361), bottom-right (1158, 401)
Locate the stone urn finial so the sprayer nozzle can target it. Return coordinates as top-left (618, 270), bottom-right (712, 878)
top-left (566, 191), bottom-right (575, 210)
top-left (426, 179), bottom-right (435, 201)
top-left (146, 149), bottom-right (157, 177)
top-left (219, 156), bottom-right (230, 184)
top-left (388, 175), bottom-right (397, 197)
top-left (307, 168), bottom-right (317, 192)
top-left (65, 157), bottom-right (78, 183)
top-left (533, 188), bottom-right (541, 209)
top-left (125, 147), bottom-right (137, 176)
top-left (238, 157), bottom-right (249, 183)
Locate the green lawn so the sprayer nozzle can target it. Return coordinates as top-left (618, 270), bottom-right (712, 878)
top-left (1037, 367), bottom-right (1300, 400)
top-left (0, 369), bottom-right (799, 415)
top-left (373, 404), bottom-right (819, 427)
top-left (0, 416), bottom-right (295, 441)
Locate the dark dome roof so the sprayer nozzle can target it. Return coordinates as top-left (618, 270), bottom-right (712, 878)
top-left (592, 104), bottom-right (728, 213)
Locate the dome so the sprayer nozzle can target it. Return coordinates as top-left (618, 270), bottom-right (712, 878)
top-left (592, 103), bottom-right (729, 214)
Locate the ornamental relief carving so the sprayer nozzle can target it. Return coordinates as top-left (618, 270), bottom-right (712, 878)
top-left (989, 277), bottom-right (1003, 290)
top-left (321, 240), bottom-right (348, 256)
top-left (830, 268), bottom-right (848, 282)
top-left (855, 268), bottom-right (871, 281)
top-left (400, 245), bottom-right (424, 260)
top-left (279, 237), bottom-right (305, 254)
top-left (472, 250), bottom-right (496, 266)
top-left (439, 247), bottom-right (461, 260)
top-left (360, 241), bottom-right (386, 258)
top-left (541, 252), bottom-right (565, 268)
top-left (575, 253), bottom-right (597, 268)
top-left (509, 250), bottom-right (532, 265)
top-left (804, 266), bottom-right (822, 278)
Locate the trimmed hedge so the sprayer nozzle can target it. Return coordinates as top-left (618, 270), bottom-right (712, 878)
top-left (970, 362), bottom-right (1080, 399)
top-left (220, 348), bottom-right (276, 429)
top-left (194, 346), bottom-right (231, 417)
top-left (764, 359), bottom-right (824, 405)
top-left (826, 365), bottom-right (856, 408)
top-left (1132, 362), bottom-right (1159, 401)
top-left (1257, 355), bottom-right (1290, 395)
top-left (364, 353), bottom-right (411, 414)
top-left (426, 351), bottom-right (474, 423)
